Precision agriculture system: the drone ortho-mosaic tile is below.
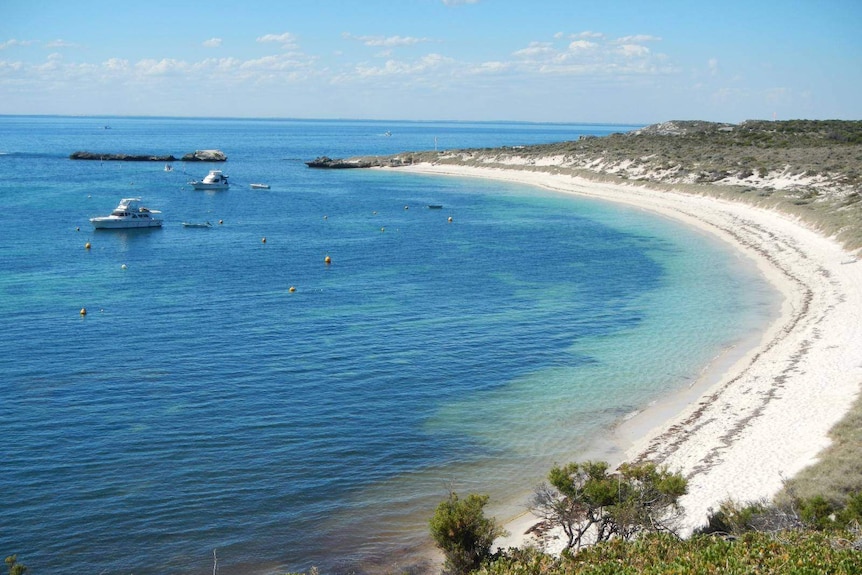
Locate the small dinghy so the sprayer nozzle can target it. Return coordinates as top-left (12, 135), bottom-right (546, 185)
top-left (182, 221), bottom-right (213, 228)
top-left (250, 183), bottom-right (271, 189)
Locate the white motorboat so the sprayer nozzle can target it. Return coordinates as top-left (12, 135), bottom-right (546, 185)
top-left (249, 183), bottom-right (270, 189)
top-left (90, 198), bottom-right (163, 229)
top-left (189, 169), bottom-right (229, 190)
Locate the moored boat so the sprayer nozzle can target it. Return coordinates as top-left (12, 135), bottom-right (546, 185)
top-left (182, 221), bottom-right (213, 228)
top-left (90, 198), bottom-right (163, 229)
top-left (250, 183), bottom-right (270, 189)
top-left (189, 170), bottom-right (229, 190)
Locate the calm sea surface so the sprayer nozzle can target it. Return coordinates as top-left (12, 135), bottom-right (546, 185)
top-left (0, 117), bottom-right (777, 574)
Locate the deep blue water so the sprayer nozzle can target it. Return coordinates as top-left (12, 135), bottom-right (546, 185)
top-left (0, 116), bottom-right (776, 574)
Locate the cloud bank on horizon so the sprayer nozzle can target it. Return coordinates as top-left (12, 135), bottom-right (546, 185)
top-left (1, 0), bottom-right (859, 123)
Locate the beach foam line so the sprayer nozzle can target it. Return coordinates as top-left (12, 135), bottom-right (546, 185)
top-left (386, 162), bottom-right (862, 549)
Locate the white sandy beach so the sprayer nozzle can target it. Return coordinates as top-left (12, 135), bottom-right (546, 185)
top-left (390, 162), bottom-right (862, 553)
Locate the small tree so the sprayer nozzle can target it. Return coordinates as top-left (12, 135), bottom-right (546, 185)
top-left (429, 492), bottom-right (507, 575)
top-left (5, 556), bottom-right (27, 575)
top-left (530, 461), bottom-right (617, 550)
top-left (608, 462), bottom-right (688, 539)
top-left (530, 460), bottom-right (687, 551)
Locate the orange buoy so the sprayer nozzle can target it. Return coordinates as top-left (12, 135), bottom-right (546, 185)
top-left (324, 255), bottom-right (331, 265)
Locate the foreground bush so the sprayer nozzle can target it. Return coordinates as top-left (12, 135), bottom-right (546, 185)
top-left (480, 531), bottom-right (862, 575)
top-left (430, 492), bottom-right (507, 575)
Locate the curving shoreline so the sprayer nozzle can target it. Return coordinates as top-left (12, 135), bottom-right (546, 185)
top-left (383, 162), bottom-right (862, 553)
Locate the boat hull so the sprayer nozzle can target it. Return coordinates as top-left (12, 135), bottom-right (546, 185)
top-left (90, 218), bottom-right (163, 229)
top-left (190, 182), bottom-right (229, 190)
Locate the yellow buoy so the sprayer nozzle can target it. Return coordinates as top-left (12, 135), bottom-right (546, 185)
top-left (324, 255), bottom-right (331, 265)
top-left (289, 286), bottom-right (296, 293)
top-left (85, 242), bottom-right (91, 249)
top-left (80, 307), bottom-right (87, 316)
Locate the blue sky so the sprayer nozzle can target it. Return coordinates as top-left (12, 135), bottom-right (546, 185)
top-left (1, 0), bottom-right (860, 123)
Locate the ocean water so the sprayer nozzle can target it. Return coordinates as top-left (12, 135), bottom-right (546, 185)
top-left (0, 117), bottom-right (777, 574)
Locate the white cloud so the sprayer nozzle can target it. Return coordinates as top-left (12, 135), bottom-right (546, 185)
top-left (504, 32), bottom-right (676, 79)
top-left (616, 34), bottom-right (661, 43)
top-left (471, 60), bottom-right (510, 74)
top-left (0, 39), bottom-right (34, 50)
top-left (35, 53), bottom-right (63, 73)
top-left (708, 58), bottom-right (719, 76)
top-left (135, 58), bottom-right (190, 76)
top-left (240, 53), bottom-right (313, 72)
top-left (203, 38), bottom-right (222, 48)
top-left (0, 60), bottom-right (24, 72)
top-left (45, 39), bottom-right (77, 49)
top-left (568, 40), bottom-right (597, 52)
top-left (618, 44), bottom-right (650, 58)
top-left (256, 33), bottom-right (299, 49)
top-left (343, 33), bottom-right (429, 47)
top-left (354, 53), bottom-right (452, 78)
top-left (103, 58), bottom-right (130, 72)
top-left (513, 41), bottom-right (554, 58)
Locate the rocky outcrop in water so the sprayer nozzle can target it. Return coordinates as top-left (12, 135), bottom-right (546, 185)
top-left (305, 156), bottom-right (377, 168)
top-left (70, 149), bottom-right (227, 161)
top-left (181, 149), bottom-right (227, 162)
top-left (69, 151), bottom-right (177, 161)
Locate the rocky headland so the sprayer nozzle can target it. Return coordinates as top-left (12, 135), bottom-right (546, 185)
top-left (321, 119), bottom-right (862, 250)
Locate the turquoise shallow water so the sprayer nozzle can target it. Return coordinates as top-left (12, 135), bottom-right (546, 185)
top-left (0, 116), bottom-right (776, 574)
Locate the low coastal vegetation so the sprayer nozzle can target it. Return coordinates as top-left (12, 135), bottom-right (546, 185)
top-left (426, 461), bottom-right (862, 575)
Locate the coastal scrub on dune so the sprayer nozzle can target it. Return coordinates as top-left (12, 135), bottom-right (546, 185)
top-left (373, 120), bottom-right (862, 562)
